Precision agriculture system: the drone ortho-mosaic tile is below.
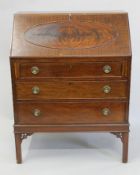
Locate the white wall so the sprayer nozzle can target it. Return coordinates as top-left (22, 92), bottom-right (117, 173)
top-left (0, 0), bottom-right (139, 174)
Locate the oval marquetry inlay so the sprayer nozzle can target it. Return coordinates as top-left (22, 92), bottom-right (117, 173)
top-left (24, 20), bottom-right (118, 49)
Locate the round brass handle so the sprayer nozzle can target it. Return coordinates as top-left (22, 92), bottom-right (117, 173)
top-left (103, 85), bottom-right (111, 94)
top-left (32, 86), bottom-right (40, 94)
top-left (32, 109), bottom-right (41, 117)
top-left (103, 65), bottom-right (112, 74)
top-left (31, 66), bottom-right (40, 75)
top-left (101, 108), bottom-right (111, 116)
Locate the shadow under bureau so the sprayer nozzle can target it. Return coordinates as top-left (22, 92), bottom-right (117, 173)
top-left (10, 12), bottom-right (132, 163)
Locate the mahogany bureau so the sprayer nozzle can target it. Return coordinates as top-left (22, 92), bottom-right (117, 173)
top-left (10, 12), bottom-right (132, 163)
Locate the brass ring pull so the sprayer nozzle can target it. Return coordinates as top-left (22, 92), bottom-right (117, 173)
top-left (101, 108), bottom-right (111, 116)
top-left (32, 109), bottom-right (41, 117)
top-left (103, 65), bottom-right (112, 74)
top-left (103, 85), bottom-right (111, 94)
top-left (31, 66), bottom-right (40, 75)
top-left (32, 86), bottom-right (40, 94)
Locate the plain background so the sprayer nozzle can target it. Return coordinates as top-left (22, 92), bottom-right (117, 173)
top-left (0, 0), bottom-right (140, 174)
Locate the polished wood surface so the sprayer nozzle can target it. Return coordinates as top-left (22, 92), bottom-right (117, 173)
top-left (16, 102), bottom-right (127, 124)
top-left (24, 20), bottom-right (118, 49)
top-left (11, 12), bottom-right (131, 58)
top-left (10, 12), bottom-right (132, 163)
top-left (17, 61), bottom-right (126, 79)
top-left (16, 81), bottom-right (127, 100)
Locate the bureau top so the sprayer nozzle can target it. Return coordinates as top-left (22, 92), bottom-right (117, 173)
top-left (10, 12), bottom-right (131, 58)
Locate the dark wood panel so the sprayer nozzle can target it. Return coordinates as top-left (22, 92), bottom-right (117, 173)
top-left (16, 81), bottom-right (127, 100)
top-left (14, 124), bottom-right (129, 132)
top-left (16, 101), bottom-right (127, 124)
top-left (10, 13), bottom-right (131, 58)
top-left (18, 61), bottom-right (125, 79)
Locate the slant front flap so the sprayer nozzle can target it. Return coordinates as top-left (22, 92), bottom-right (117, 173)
top-left (10, 12), bottom-right (131, 58)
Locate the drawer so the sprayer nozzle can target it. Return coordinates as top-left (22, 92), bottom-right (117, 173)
top-left (16, 81), bottom-right (127, 100)
top-left (16, 102), bottom-right (127, 124)
top-left (16, 62), bottom-right (126, 79)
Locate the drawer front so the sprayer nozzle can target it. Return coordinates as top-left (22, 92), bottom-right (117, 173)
top-left (16, 81), bottom-right (127, 100)
top-left (16, 102), bottom-right (127, 124)
top-left (17, 62), bottom-right (126, 79)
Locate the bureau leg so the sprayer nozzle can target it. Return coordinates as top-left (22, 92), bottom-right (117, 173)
top-left (15, 133), bottom-right (22, 164)
top-left (122, 132), bottom-right (129, 163)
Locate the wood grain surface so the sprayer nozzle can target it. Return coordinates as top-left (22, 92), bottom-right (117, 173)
top-left (10, 12), bottom-right (131, 58)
